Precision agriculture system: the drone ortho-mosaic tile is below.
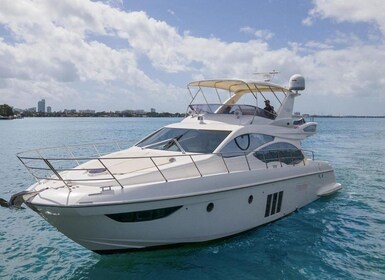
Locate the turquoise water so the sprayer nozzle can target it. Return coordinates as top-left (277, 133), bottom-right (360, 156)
top-left (1, 117), bottom-right (385, 279)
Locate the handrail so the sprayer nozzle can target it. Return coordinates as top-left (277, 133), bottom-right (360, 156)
top-left (43, 159), bottom-right (69, 188)
top-left (189, 155), bottom-right (202, 177)
top-left (17, 142), bottom-right (316, 190)
top-left (16, 140), bottom-right (131, 157)
top-left (189, 104), bottom-right (259, 116)
top-left (98, 159), bottom-right (123, 188)
top-left (149, 157), bottom-right (168, 182)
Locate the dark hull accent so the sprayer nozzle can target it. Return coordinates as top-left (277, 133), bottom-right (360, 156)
top-left (105, 205), bottom-right (183, 223)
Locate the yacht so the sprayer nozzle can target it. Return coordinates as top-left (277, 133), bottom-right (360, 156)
top-left (12, 74), bottom-right (341, 253)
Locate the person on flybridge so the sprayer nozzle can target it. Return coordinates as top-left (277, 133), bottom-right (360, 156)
top-left (263, 100), bottom-right (276, 119)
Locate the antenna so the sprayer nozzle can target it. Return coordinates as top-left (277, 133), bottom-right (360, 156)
top-left (253, 70), bottom-right (280, 82)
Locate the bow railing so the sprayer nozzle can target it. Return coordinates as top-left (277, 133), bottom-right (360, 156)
top-left (17, 141), bottom-right (315, 189)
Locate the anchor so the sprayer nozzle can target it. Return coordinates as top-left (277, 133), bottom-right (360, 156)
top-left (0, 190), bottom-right (45, 209)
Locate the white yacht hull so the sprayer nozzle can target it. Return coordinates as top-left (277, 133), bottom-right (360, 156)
top-left (10, 76), bottom-right (342, 254)
top-left (27, 163), bottom-right (339, 253)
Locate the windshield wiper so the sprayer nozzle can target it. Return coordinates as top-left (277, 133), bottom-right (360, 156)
top-left (141, 136), bottom-right (186, 154)
top-left (168, 137), bottom-right (186, 154)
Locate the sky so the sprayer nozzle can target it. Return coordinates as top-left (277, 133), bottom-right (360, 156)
top-left (1, 0), bottom-right (385, 115)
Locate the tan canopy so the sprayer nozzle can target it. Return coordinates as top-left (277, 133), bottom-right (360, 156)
top-left (188, 79), bottom-right (289, 95)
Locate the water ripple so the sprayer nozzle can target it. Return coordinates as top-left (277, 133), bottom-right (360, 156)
top-left (1, 118), bottom-right (385, 279)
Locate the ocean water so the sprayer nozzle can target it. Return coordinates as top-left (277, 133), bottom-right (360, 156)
top-left (1, 117), bottom-right (384, 280)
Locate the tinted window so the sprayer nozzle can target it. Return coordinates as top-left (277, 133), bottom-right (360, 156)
top-left (304, 124), bottom-right (317, 132)
top-left (136, 128), bottom-right (230, 153)
top-left (254, 142), bottom-right (304, 165)
top-left (220, 134), bottom-right (274, 157)
top-left (106, 206), bottom-right (182, 223)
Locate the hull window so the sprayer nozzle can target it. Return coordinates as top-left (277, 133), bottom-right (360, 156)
top-left (106, 205), bottom-right (183, 223)
top-left (254, 143), bottom-right (304, 165)
top-left (206, 203), bottom-right (214, 212)
top-left (264, 191), bottom-right (284, 217)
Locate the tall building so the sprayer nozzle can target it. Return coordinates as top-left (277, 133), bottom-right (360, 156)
top-left (47, 106), bottom-right (52, 113)
top-left (37, 99), bottom-right (45, 113)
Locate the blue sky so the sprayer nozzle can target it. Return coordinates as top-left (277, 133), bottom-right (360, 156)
top-left (1, 0), bottom-right (385, 115)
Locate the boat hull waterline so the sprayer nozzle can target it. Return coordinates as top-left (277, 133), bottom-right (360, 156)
top-left (27, 164), bottom-right (340, 253)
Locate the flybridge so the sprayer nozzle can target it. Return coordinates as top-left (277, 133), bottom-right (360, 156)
top-left (186, 75), bottom-right (306, 122)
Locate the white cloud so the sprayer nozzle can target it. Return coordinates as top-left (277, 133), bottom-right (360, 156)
top-left (302, 16), bottom-right (313, 27)
top-left (240, 26), bottom-right (253, 34)
top-left (0, 78), bottom-right (80, 110)
top-left (0, 0), bottom-right (184, 111)
top-left (305, 0), bottom-right (385, 34)
top-left (240, 26), bottom-right (274, 40)
top-left (0, 0), bottom-right (385, 114)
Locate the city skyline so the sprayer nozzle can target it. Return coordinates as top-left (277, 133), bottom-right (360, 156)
top-left (1, 1), bottom-right (385, 115)
top-left (11, 98), bottom-right (155, 114)
top-left (29, 98), bottom-right (151, 113)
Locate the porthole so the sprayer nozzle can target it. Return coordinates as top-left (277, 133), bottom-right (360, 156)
top-left (248, 195), bottom-right (253, 204)
top-left (206, 203), bottom-right (214, 212)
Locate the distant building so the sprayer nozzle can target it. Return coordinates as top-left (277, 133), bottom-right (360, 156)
top-left (151, 108), bottom-right (156, 113)
top-left (123, 109), bottom-right (145, 115)
top-left (26, 107), bottom-right (36, 112)
top-left (79, 109), bottom-right (95, 114)
top-left (37, 99), bottom-right (45, 113)
top-left (47, 106), bottom-right (52, 113)
top-left (64, 109), bottom-right (77, 113)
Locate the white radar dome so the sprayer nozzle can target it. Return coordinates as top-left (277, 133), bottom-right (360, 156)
top-left (288, 74), bottom-right (305, 91)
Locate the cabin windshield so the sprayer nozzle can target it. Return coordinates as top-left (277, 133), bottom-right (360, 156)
top-left (136, 128), bottom-right (230, 153)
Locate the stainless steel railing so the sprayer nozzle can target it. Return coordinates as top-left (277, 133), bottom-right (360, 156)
top-left (17, 141), bottom-right (315, 189)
